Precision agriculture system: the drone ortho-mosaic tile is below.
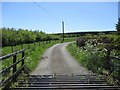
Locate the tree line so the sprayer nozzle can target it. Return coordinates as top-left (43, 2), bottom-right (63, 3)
top-left (116, 18), bottom-right (120, 34)
top-left (1, 27), bottom-right (60, 47)
top-left (1, 18), bottom-right (119, 47)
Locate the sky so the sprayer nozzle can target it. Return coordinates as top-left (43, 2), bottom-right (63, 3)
top-left (2, 2), bottom-right (118, 33)
top-left (118, 1), bottom-right (120, 18)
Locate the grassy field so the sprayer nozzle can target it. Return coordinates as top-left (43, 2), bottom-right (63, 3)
top-left (1, 38), bottom-right (75, 89)
top-left (2, 40), bottom-right (59, 71)
top-left (1, 38), bottom-right (75, 75)
top-left (1, 40), bottom-right (60, 85)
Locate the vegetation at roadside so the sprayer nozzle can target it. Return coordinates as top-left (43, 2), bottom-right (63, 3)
top-left (1, 25), bottom-right (119, 88)
top-left (1, 35), bottom-right (75, 88)
top-left (67, 34), bottom-right (120, 85)
top-left (1, 27), bottom-right (60, 47)
top-left (1, 40), bottom-right (61, 87)
top-left (116, 18), bottom-right (120, 34)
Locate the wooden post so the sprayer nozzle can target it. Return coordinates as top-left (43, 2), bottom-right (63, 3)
top-left (11, 46), bottom-right (14, 52)
top-left (22, 51), bottom-right (25, 66)
top-left (62, 21), bottom-right (64, 42)
top-left (28, 43), bottom-right (30, 49)
top-left (9, 37), bottom-right (14, 52)
top-left (13, 54), bottom-right (17, 73)
top-left (106, 49), bottom-right (110, 70)
top-left (21, 44), bottom-right (23, 49)
top-left (39, 41), bottom-right (40, 46)
top-left (34, 42), bottom-right (36, 46)
top-left (20, 39), bottom-right (23, 49)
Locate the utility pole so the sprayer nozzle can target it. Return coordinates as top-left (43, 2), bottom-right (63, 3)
top-left (62, 21), bottom-right (64, 42)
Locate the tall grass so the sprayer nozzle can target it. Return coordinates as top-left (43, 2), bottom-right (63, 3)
top-left (1, 38), bottom-right (75, 89)
top-left (1, 40), bottom-right (61, 86)
top-left (67, 42), bottom-right (105, 72)
top-left (67, 42), bottom-right (120, 85)
top-left (2, 37), bottom-right (75, 72)
top-left (2, 40), bottom-right (61, 71)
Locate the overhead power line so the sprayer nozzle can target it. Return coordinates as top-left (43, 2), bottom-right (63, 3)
top-left (33, 2), bottom-right (79, 34)
top-left (33, 2), bottom-right (61, 22)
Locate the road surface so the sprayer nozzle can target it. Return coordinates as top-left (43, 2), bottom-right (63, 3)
top-left (31, 42), bottom-right (93, 75)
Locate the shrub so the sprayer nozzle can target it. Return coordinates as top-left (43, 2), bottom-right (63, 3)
top-left (76, 38), bottom-right (86, 47)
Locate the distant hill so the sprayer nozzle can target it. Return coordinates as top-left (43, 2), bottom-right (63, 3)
top-left (56, 31), bottom-right (117, 35)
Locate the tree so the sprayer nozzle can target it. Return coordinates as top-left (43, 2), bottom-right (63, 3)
top-left (116, 18), bottom-right (120, 34)
top-left (1, 27), bottom-right (60, 46)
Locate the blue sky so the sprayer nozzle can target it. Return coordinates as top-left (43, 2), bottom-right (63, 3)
top-left (2, 2), bottom-right (118, 33)
top-left (118, 1), bottom-right (120, 18)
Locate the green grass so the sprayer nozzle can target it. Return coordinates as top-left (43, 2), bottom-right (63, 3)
top-left (2, 40), bottom-right (62, 71)
top-left (1, 38), bottom-right (75, 89)
top-left (67, 42), bottom-right (120, 85)
top-left (24, 41), bottom-right (62, 71)
top-left (1, 40), bottom-right (61, 86)
top-left (67, 42), bottom-right (111, 75)
top-left (2, 38), bottom-right (75, 70)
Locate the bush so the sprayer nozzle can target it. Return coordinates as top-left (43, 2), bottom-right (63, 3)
top-left (76, 38), bottom-right (86, 47)
top-left (1, 27), bottom-right (60, 47)
top-left (68, 36), bottom-right (120, 85)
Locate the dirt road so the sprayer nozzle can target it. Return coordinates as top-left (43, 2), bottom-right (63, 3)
top-left (31, 42), bottom-right (92, 75)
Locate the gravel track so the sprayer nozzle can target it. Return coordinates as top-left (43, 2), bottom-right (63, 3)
top-left (31, 42), bottom-right (93, 75)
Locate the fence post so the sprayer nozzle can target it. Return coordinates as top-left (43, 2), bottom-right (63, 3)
top-left (21, 44), bottom-right (23, 49)
top-left (34, 42), bottom-right (36, 46)
top-left (28, 43), bottom-right (30, 49)
top-left (11, 46), bottom-right (14, 52)
top-left (22, 50), bottom-right (25, 67)
top-left (39, 41), bottom-right (40, 46)
top-left (106, 49), bottom-right (110, 70)
top-left (13, 54), bottom-right (17, 74)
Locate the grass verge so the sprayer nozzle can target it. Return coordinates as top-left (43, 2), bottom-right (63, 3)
top-left (1, 40), bottom-right (62, 88)
top-left (1, 39), bottom-right (75, 89)
top-left (2, 40), bottom-right (62, 72)
top-left (66, 42), bottom-right (120, 85)
top-left (67, 42), bottom-right (105, 72)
